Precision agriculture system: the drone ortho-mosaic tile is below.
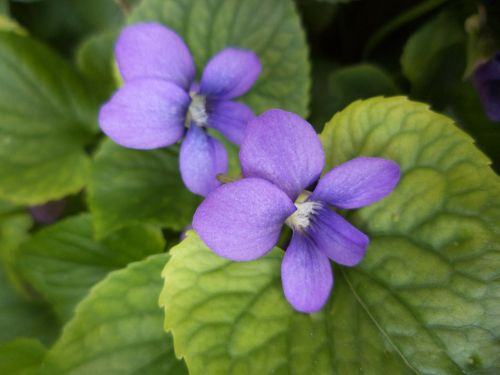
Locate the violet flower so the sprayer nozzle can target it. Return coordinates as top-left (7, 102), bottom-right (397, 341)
top-left (99, 23), bottom-right (261, 196)
top-left (193, 109), bottom-right (400, 313)
top-left (472, 52), bottom-right (500, 122)
top-left (30, 199), bottom-right (65, 224)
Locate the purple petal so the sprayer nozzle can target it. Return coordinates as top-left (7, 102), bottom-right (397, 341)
top-left (180, 125), bottom-right (228, 196)
top-left (30, 199), bottom-right (65, 224)
top-left (199, 48), bottom-right (261, 99)
top-left (281, 232), bottom-right (333, 313)
top-left (311, 157), bottom-right (400, 209)
top-left (99, 79), bottom-right (188, 149)
top-left (207, 100), bottom-right (254, 144)
top-left (115, 22), bottom-right (195, 89)
top-left (308, 206), bottom-right (368, 266)
top-left (193, 178), bottom-right (295, 261)
top-left (240, 109), bottom-right (325, 200)
top-left (472, 53), bottom-right (500, 122)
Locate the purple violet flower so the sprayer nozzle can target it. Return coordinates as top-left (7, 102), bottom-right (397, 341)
top-left (472, 52), bottom-right (500, 122)
top-left (192, 109), bottom-right (401, 313)
top-left (30, 199), bottom-right (65, 224)
top-left (99, 23), bottom-right (261, 196)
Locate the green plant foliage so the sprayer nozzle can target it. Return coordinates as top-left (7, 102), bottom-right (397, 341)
top-left (89, 140), bottom-right (201, 239)
top-left (401, 11), bottom-right (465, 108)
top-left (18, 213), bottom-right (165, 322)
top-left (129, 0), bottom-right (310, 117)
top-left (451, 82), bottom-right (500, 170)
top-left (160, 98), bottom-right (500, 375)
top-left (311, 63), bottom-right (399, 129)
top-left (76, 29), bottom-right (119, 101)
top-left (0, 201), bottom-right (32, 290)
top-left (0, 263), bottom-right (59, 345)
top-left (0, 32), bottom-right (98, 204)
top-left (39, 253), bottom-right (187, 375)
top-left (0, 338), bottom-right (46, 375)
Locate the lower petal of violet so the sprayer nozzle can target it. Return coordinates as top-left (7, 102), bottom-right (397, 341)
top-left (281, 232), bottom-right (333, 313)
top-left (193, 178), bottom-right (296, 261)
top-left (99, 78), bottom-right (189, 149)
top-left (207, 100), bottom-right (254, 145)
top-left (180, 125), bottom-right (228, 196)
top-left (308, 206), bottom-right (369, 267)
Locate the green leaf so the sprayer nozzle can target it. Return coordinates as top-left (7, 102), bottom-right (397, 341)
top-left (310, 63), bottom-right (399, 129)
top-left (0, 338), bottom-right (46, 375)
top-left (18, 213), bottom-right (165, 322)
top-left (129, 0), bottom-right (310, 117)
top-left (160, 98), bottom-right (500, 375)
top-left (401, 13), bottom-right (466, 108)
top-left (0, 33), bottom-right (98, 205)
top-left (89, 140), bottom-right (200, 238)
top-left (450, 82), bottom-right (500, 171)
top-left (39, 253), bottom-right (187, 375)
top-left (0, 201), bottom-right (32, 293)
top-left (0, 261), bottom-right (59, 345)
top-left (401, 11), bottom-right (465, 108)
top-left (76, 29), bottom-right (119, 102)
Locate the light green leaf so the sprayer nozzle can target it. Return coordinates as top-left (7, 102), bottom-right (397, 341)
top-left (0, 201), bottom-right (32, 291)
top-left (401, 11), bottom-right (465, 107)
top-left (89, 140), bottom-right (200, 239)
top-left (161, 98), bottom-right (500, 375)
top-left (129, 0), bottom-right (310, 117)
top-left (18, 213), bottom-right (165, 322)
top-left (0, 338), bottom-right (46, 375)
top-left (0, 261), bottom-right (59, 345)
top-left (39, 253), bottom-right (187, 375)
top-left (0, 33), bottom-right (98, 205)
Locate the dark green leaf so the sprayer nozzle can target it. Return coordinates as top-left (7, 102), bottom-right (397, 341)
top-left (0, 33), bottom-right (98, 204)
top-left (401, 11), bottom-right (466, 108)
top-left (89, 140), bottom-right (200, 239)
top-left (39, 253), bottom-right (187, 375)
top-left (18, 213), bottom-right (165, 322)
top-left (0, 338), bottom-right (46, 375)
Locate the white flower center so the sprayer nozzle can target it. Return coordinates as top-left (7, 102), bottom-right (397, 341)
top-left (188, 93), bottom-right (208, 127)
top-left (285, 199), bottom-right (322, 232)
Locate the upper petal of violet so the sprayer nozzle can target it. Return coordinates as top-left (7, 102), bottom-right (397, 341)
top-left (281, 232), bottom-right (333, 313)
top-left (99, 78), bottom-right (189, 149)
top-left (193, 178), bottom-right (295, 261)
top-left (115, 22), bottom-right (195, 90)
top-left (207, 100), bottom-right (254, 145)
top-left (199, 48), bottom-right (261, 100)
top-left (311, 157), bottom-right (400, 209)
top-left (240, 109), bottom-right (325, 201)
top-left (180, 125), bottom-right (228, 197)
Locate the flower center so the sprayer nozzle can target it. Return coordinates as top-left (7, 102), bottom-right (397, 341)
top-left (285, 192), bottom-right (322, 232)
top-left (188, 92), bottom-right (208, 127)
